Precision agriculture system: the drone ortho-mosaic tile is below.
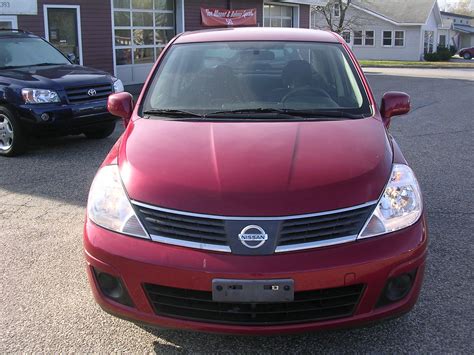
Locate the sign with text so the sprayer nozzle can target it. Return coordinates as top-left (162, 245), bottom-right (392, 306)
top-left (0, 0), bottom-right (37, 15)
top-left (201, 8), bottom-right (257, 27)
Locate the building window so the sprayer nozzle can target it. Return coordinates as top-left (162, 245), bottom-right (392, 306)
top-left (334, 3), bottom-right (340, 17)
top-left (113, 0), bottom-right (175, 66)
top-left (264, 4), bottom-right (294, 28)
top-left (353, 31), bottom-right (363, 46)
top-left (394, 31), bottom-right (404, 46)
top-left (364, 30), bottom-right (374, 46)
top-left (383, 31), bottom-right (392, 46)
top-left (353, 31), bottom-right (374, 46)
top-left (424, 31), bottom-right (434, 54)
top-left (341, 31), bottom-right (351, 43)
top-left (439, 34), bottom-right (446, 47)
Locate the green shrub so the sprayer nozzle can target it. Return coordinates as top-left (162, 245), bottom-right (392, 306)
top-left (436, 45), bottom-right (452, 61)
top-left (449, 45), bottom-right (457, 56)
top-left (424, 46), bottom-right (453, 62)
top-left (424, 52), bottom-right (441, 61)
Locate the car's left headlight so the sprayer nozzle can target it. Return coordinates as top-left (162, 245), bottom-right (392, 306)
top-left (87, 165), bottom-right (149, 239)
top-left (21, 88), bottom-right (60, 104)
top-left (358, 164), bottom-right (422, 239)
top-left (112, 77), bottom-right (124, 93)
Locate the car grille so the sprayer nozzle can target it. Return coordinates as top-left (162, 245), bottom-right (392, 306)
top-left (136, 206), bottom-right (228, 246)
top-left (65, 83), bottom-right (112, 103)
top-left (278, 205), bottom-right (374, 247)
top-left (134, 202), bottom-right (375, 253)
top-left (143, 283), bottom-right (364, 325)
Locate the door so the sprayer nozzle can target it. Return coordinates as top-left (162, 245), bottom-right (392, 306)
top-left (44, 6), bottom-right (82, 64)
top-left (0, 15), bottom-right (18, 29)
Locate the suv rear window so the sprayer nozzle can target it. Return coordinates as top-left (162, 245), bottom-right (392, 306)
top-left (142, 41), bottom-right (371, 119)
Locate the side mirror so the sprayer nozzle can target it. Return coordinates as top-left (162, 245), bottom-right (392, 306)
top-left (380, 91), bottom-right (411, 126)
top-left (67, 53), bottom-right (77, 63)
top-left (107, 92), bottom-right (134, 127)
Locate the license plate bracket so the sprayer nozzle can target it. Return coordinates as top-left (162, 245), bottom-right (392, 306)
top-left (212, 279), bottom-right (294, 303)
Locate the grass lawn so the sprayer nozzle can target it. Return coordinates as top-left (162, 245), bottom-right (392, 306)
top-left (359, 59), bottom-right (474, 68)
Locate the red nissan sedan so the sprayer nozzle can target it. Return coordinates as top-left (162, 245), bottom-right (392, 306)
top-left (84, 28), bottom-right (427, 334)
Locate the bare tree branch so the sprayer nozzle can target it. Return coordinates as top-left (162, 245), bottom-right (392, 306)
top-left (311, 0), bottom-right (354, 33)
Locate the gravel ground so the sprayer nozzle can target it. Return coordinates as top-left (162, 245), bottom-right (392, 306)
top-left (1, 72), bottom-right (473, 353)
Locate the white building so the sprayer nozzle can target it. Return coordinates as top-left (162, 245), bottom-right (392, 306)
top-left (311, 0), bottom-right (444, 61)
top-left (440, 11), bottom-right (474, 49)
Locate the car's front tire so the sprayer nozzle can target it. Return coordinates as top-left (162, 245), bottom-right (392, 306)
top-left (463, 52), bottom-right (472, 60)
top-left (0, 105), bottom-right (27, 157)
top-left (83, 120), bottom-right (116, 139)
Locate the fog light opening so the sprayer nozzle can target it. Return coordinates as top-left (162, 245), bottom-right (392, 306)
top-left (385, 274), bottom-right (412, 302)
top-left (93, 268), bottom-right (134, 307)
top-left (377, 269), bottom-right (417, 308)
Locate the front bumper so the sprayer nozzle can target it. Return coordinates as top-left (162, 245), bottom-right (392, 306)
top-left (84, 215), bottom-right (427, 335)
top-left (16, 100), bottom-right (115, 134)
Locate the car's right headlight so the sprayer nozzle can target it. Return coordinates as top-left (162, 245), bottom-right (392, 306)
top-left (21, 88), bottom-right (61, 104)
top-left (87, 165), bottom-right (149, 239)
top-left (358, 164), bottom-right (423, 239)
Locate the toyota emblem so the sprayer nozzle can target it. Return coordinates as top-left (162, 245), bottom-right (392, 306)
top-left (87, 88), bottom-right (97, 96)
top-left (238, 225), bottom-right (268, 249)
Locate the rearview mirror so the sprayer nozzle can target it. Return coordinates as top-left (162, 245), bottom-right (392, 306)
top-left (107, 92), bottom-right (134, 127)
top-left (380, 92), bottom-right (411, 126)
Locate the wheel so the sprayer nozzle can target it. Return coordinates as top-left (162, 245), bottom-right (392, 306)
top-left (463, 52), bottom-right (472, 60)
top-left (83, 120), bottom-right (116, 139)
top-left (0, 105), bottom-right (27, 157)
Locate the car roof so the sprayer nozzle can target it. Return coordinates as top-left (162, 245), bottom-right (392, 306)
top-left (0, 29), bottom-right (38, 39)
top-left (174, 28), bottom-right (340, 44)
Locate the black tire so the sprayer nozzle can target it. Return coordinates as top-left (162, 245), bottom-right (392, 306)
top-left (0, 105), bottom-right (27, 157)
top-left (463, 52), bottom-right (472, 60)
top-left (83, 120), bottom-right (116, 139)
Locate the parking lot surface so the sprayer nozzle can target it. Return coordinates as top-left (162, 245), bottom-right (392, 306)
top-left (1, 72), bottom-right (473, 353)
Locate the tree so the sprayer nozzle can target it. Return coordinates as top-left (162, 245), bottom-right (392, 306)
top-left (445, 0), bottom-right (474, 16)
top-left (311, 0), bottom-right (353, 33)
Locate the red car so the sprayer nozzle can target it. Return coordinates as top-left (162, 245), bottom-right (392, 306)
top-left (459, 47), bottom-right (473, 60)
top-left (84, 28), bottom-right (427, 335)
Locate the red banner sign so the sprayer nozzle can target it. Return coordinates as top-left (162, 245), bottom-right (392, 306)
top-left (201, 8), bottom-right (257, 27)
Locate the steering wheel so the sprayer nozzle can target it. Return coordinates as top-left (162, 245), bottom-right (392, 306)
top-left (282, 87), bottom-right (332, 104)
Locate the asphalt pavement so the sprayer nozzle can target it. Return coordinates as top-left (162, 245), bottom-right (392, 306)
top-left (1, 70), bottom-right (473, 353)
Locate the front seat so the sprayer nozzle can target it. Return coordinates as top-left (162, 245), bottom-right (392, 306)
top-left (267, 60), bottom-right (313, 101)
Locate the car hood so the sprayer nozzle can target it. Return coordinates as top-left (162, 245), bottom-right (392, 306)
top-left (0, 64), bottom-right (111, 88)
top-left (119, 117), bottom-right (392, 216)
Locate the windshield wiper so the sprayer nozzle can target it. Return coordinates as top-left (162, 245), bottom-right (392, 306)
top-left (0, 63), bottom-right (66, 70)
top-left (141, 108), bottom-right (367, 121)
top-left (206, 108), bottom-right (365, 120)
top-left (142, 109), bottom-right (204, 119)
top-left (31, 63), bottom-right (67, 66)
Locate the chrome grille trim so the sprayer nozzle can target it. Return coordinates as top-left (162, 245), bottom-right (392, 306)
top-left (275, 235), bottom-right (357, 253)
top-left (149, 235), bottom-right (232, 253)
top-left (132, 200), bottom-right (377, 221)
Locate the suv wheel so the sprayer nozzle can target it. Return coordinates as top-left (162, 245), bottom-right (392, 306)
top-left (463, 52), bottom-right (472, 60)
top-left (0, 106), bottom-right (26, 157)
top-left (83, 120), bottom-right (116, 139)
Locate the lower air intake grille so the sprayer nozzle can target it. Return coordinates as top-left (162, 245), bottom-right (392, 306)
top-left (144, 283), bottom-right (364, 325)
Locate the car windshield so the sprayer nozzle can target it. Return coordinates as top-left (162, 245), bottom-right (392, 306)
top-left (0, 37), bottom-right (70, 69)
top-left (142, 41), bottom-right (371, 120)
